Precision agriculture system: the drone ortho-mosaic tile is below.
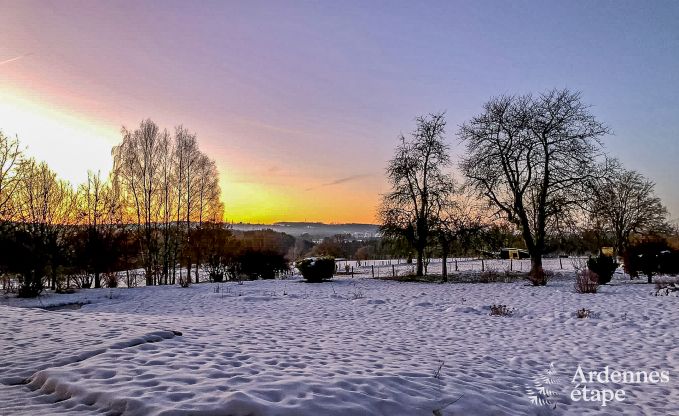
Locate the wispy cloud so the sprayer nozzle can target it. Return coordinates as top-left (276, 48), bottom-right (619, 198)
top-left (0, 53), bottom-right (32, 67)
top-left (305, 174), bottom-right (372, 191)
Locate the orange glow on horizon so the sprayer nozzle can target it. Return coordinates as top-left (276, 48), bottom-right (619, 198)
top-left (0, 85), bottom-right (379, 225)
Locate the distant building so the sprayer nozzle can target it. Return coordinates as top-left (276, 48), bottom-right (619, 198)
top-left (499, 248), bottom-right (530, 259)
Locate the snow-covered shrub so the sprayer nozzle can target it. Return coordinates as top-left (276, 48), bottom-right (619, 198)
top-left (489, 304), bottom-right (514, 317)
top-left (587, 255), bottom-right (618, 285)
top-left (654, 280), bottom-right (679, 296)
top-left (296, 256), bottom-right (335, 283)
top-left (574, 269), bottom-right (599, 294)
top-left (576, 308), bottom-right (592, 318)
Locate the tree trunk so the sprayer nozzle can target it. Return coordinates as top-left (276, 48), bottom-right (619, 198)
top-left (416, 248), bottom-right (424, 276)
top-left (441, 248), bottom-right (448, 282)
top-left (529, 253), bottom-right (546, 285)
top-left (94, 271), bottom-right (101, 289)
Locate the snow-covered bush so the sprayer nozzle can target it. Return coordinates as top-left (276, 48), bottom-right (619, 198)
top-left (587, 255), bottom-right (618, 285)
top-left (489, 304), bottom-right (514, 317)
top-left (574, 269), bottom-right (599, 294)
top-left (654, 280), bottom-right (679, 296)
top-left (576, 308), bottom-right (592, 318)
top-left (295, 256), bottom-right (335, 283)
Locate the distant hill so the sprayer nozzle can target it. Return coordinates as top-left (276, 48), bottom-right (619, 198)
top-left (229, 222), bottom-right (380, 239)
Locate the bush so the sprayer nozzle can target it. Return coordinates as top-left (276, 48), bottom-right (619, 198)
top-left (575, 269), bottom-right (599, 294)
top-left (478, 270), bottom-right (502, 283)
top-left (489, 304), bottom-right (514, 317)
top-left (296, 257), bottom-right (335, 283)
top-left (587, 255), bottom-right (618, 285)
top-left (655, 280), bottom-right (679, 296)
top-left (624, 240), bottom-right (679, 283)
top-left (17, 274), bottom-right (44, 298)
top-left (576, 308), bottom-right (592, 319)
top-left (103, 272), bottom-right (119, 288)
top-left (238, 249), bottom-right (289, 280)
top-left (204, 254), bottom-right (226, 282)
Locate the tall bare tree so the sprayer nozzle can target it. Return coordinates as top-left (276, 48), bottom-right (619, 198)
top-left (380, 113), bottom-right (454, 276)
top-left (158, 135), bottom-right (176, 285)
top-left (0, 131), bottom-right (23, 221)
top-left (460, 89), bottom-right (610, 284)
top-left (77, 170), bottom-right (126, 288)
top-left (173, 126), bottom-right (200, 285)
top-left (112, 119), bottom-right (167, 285)
top-left (592, 165), bottom-right (668, 256)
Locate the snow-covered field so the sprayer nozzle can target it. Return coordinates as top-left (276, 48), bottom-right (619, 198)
top-left (2, 260), bottom-right (678, 415)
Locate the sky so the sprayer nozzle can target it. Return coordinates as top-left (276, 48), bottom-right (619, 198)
top-left (0, 0), bottom-right (677, 224)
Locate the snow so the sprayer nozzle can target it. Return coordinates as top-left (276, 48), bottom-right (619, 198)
top-left (1, 260), bottom-right (678, 415)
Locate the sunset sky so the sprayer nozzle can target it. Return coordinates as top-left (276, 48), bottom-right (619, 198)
top-left (0, 0), bottom-right (677, 224)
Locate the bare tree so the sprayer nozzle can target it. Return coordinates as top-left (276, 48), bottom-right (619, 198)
top-left (158, 135), bottom-right (176, 285)
top-left (191, 153), bottom-right (223, 282)
top-left (460, 89), bottom-right (610, 284)
top-left (78, 171), bottom-right (105, 287)
top-left (112, 119), bottom-right (166, 285)
top-left (592, 165), bottom-right (668, 256)
top-left (77, 170), bottom-right (127, 288)
top-left (379, 113), bottom-right (454, 276)
top-left (173, 126), bottom-right (200, 285)
top-left (112, 120), bottom-right (223, 287)
top-left (0, 131), bottom-right (23, 221)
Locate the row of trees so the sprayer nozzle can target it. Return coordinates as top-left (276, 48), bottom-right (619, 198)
top-left (0, 119), bottom-right (223, 295)
top-left (112, 120), bottom-right (223, 286)
top-left (380, 89), bottom-right (671, 284)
